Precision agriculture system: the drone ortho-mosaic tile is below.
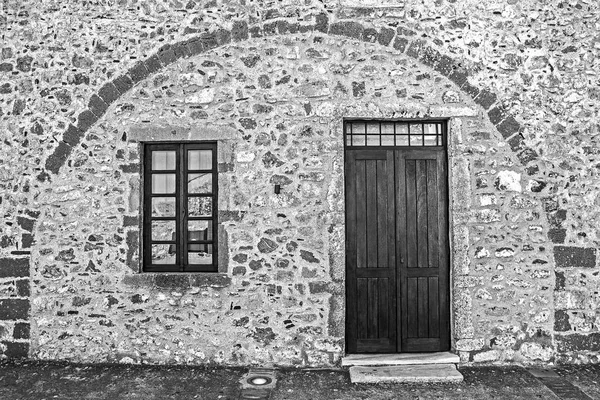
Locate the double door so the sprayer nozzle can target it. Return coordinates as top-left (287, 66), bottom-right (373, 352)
top-left (345, 148), bottom-right (450, 353)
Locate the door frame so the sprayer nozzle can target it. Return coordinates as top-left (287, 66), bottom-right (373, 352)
top-left (343, 118), bottom-right (452, 354)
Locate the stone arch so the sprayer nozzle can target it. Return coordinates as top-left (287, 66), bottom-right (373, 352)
top-left (43, 14), bottom-right (537, 179)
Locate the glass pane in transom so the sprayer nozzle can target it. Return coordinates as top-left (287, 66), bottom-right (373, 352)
top-left (188, 197), bottom-right (212, 217)
top-left (381, 122), bottom-right (395, 134)
top-left (151, 244), bottom-right (176, 264)
top-left (424, 123), bottom-right (439, 135)
top-left (188, 173), bottom-right (212, 194)
top-left (410, 135), bottom-right (424, 146)
top-left (395, 122), bottom-right (409, 135)
top-left (423, 135), bottom-right (438, 146)
top-left (152, 174), bottom-right (176, 194)
top-left (188, 244), bottom-right (213, 265)
top-left (188, 220), bottom-right (213, 241)
top-left (409, 123), bottom-right (423, 135)
top-left (152, 151), bottom-right (176, 170)
top-left (151, 197), bottom-right (176, 217)
top-left (366, 122), bottom-right (380, 134)
top-left (152, 220), bottom-right (176, 241)
top-left (352, 135), bottom-right (365, 146)
top-left (350, 122), bottom-right (366, 134)
top-left (381, 135), bottom-right (395, 146)
top-left (188, 150), bottom-right (212, 170)
top-left (366, 135), bottom-right (380, 146)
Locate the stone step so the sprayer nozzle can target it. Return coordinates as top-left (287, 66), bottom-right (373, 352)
top-left (349, 364), bottom-right (463, 384)
top-left (342, 352), bottom-right (459, 367)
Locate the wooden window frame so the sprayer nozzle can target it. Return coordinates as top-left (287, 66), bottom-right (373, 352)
top-left (143, 142), bottom-right (218, 273)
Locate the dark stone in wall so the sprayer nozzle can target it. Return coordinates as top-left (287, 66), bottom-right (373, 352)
top-left (0, 341), bottom-right (28, 358)
top-left (126, 230), bottom-right (138, 272)
top-left (13, 323), bottom-right (30, 339)
top-left (554, 310), bottom-right (571, 332)
top-left (113, 75), bottom-right (134, 94)
top-left (62, 124), bottom-right (83, 146)
top-left (16, 217), bottom-right (34, 232)
top-left (300, 250), bottom-right (319, 263)
top-left (555, 271), bottom-right (565, 291)
top-left (474, 89), bottom-right (497, 110)
top-left (0, 299), bottom-right (30, 320)
top-left (123, 216), bottom-right (139, 227)
top-left (392, 36), bottom-right (408, 52)
top-left (258, 238), bottom-right (278, 253)
top-left (128, 62), bottom-right (150, 83)
top-left (21, 234), bottom-right (34, 248)
top-left (88, 94), bottom-right (108, 118)
top-left (15, 279), bottom-right (30, 297)
top-left (76, 110), bottom-right (98, 132)
top-left (554, 246), bottom-right (596, 269)
top-left (377, 28), bottom-right (395, 46)
top-left (329, 21), bottom-right (364, 40)
top-left (557, 333), bottom-right (600, 352)
top-left (231, 20), bottom-right (249, 41)
top-left (314, 13), bottom-right (328, 33)
top-left (495, 116), bottom-right (521, 139)
top-left (189, 274), bottom-right (231, 288)
top-left (0, 258), bottom-right (29, 278)
top-left (548, 228), bottom-right (566, 244)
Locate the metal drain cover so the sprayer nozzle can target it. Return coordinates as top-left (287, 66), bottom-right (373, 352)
top-left (526, 368), bottom-right (592, 400)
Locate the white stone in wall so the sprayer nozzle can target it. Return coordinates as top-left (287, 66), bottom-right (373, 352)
top-left (519, 342), bottom-right (553, 362)
top-left (236, 152), bottom-right (256, 163)
top-left (185, 88), bottom-right (215, 104)
top-left (496, 171), bottom-right (521, 192)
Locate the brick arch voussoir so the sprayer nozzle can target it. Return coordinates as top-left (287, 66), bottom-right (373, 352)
top-left (43, 13), bottom-right (538, 179)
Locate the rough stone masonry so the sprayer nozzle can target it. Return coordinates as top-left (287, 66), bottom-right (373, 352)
top-left (0, 0), bottom-right (599, 366)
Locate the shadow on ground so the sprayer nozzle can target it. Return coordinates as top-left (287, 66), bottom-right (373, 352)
top-left (0, 361), bottom-right (598, 399)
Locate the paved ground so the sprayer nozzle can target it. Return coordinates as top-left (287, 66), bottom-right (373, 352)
top-left (0, 360), bottom-right (598, 399)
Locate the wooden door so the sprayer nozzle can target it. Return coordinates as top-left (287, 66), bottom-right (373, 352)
top-left (345, 147), bottom-right (449, 353)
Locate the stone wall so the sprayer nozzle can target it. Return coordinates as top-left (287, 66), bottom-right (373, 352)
top-left (0, 0), bottom-right (599, 366)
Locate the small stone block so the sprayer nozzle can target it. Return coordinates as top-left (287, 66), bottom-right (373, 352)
top-left (87, 94), bottom-right (108, 117)
top-left (315, 13), bottom-right (328, 33)
top-left (215, 29), bottom-right (231, 46)
top-left (392, 37), bottom-right (408, 52)
top-left (98, 82), bottom-right (120, 105)
top-left (474, 89), bottom-right (497, 109)
top-left (362, 28), bottom-right (378, 43)
top-left (419, 46), bottom-right (442, 68)
top-left (377, 28), bottom-right (395, 46)
top-left (263, 21), bottom-right (278, 36)
top-left (329, 21), bottom-right (364, 40)
top-left (15, 279), bottom-right (30, 297)
top-left (350, 364), bottom-right (463, 384)
top-left (447, 69), bottom-right (469, 87)
top-left (0, 341), bottom-right (29, 358)
top-left (45, 141), bottom-right (73, 175)
top-left (113, 74), bottom-right (134, 94)
top-left (62, 124), bottom-right (83, 146)
top-left (76, 109), bottom-right (98, 132)
top-left (172, 42), bottom-right (191, 59)
top-left (0, 299), bottom-right (30, 320)
top-left (231, 20), bottom-right (249, 41)
top-left (433, 54), bottom-right (454, 75)
top-left (190, 274), bottom-right (232, 288)
top-left (127, 62), bottom-right (150, 83)
top-left (548, 229), bottom-right (566, 244)
top-left (186, 38), bottom-right (204, 55)
top-left (496, 116), bottom-right (521, 139)
top-left (459, 81), bottom-right (480, 98)
top-left (13, 322), bottom-right (29, 339)
top-left (249, 26), bottom-right (263, 38)
top-left (554, 246), bottom-right (596, 269)
top-left (157, 45), bottom-right (177, 65)
top-left (487, 105), bottom-right (509, 125)
top-left (199, 33), bottom-right (219, 51)
top-left (507, 134), bottom-right (525, 152)
top-left (144, 55), bottom-right (162, 74)
top-left (0, 258), bottom-right (29, 278)
top-left (406, 39), bottom-right (427, 59)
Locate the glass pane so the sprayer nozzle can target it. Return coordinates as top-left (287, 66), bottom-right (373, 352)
top-left (152, 220), bottom-right (176, 241)
top-left (424, 135), bottom-right (438, 146)
top-left (351, 122), bottom-right (366, 134)
top-left (366, 135), bottom-right (380, 146)
top-left (424, 123), bottom-right (439, 135)
top-left (152, 244), bottom-right (176, 264)
top-left (381, 135), bottom-right (395, 146)
top-left (395, 123), bottom-right (409, 134)
top-left (397, 135), bottom-right (409, 146)
top-left (366, 122), bottom-right (379, 134)
top-left (346, 135), bottom-right (352, 146)
top-left (188, 173), bottom-right (212, 194)
top-left (381, 122), bottom-right (394, 134)
top-left (152, 151), bottom-right (176, 170)
top-left (409, 123), bottom-right (423, 135)
top-left (188, 150), bottom-right (212, 170)
top-left (188, 244), bottom-right (213, 265)
top-left (188, 197), bottom-right (212, 217)
top-left (352, 135), bottom-right (365, 146)
top-left (151, 197), bottom-right (176, 217)
top-left (152, 174), bottom-right (175, 194)
top-left (410, 135), bottom-right (424, 146)
top-left (188, 220), bottom-right (213, 241)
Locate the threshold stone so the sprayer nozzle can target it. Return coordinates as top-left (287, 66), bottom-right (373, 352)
top-left (349, 363), bottom-right (463, 384)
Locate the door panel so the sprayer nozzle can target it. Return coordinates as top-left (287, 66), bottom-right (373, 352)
top-left (346, 150), bottom-right (397, 353)
top-left (346, 147), bottom-right (449, 353)
top-left (397, 149), bottom-right (449, 352)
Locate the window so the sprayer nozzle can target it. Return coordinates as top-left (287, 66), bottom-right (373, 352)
top-left (344, 120), bottom-right (446, 147)
top-left (143, 143), bottom-right (218, 272)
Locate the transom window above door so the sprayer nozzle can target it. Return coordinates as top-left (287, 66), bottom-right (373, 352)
top-left (143, 143), bottom-right (218, 272)
top-left (344, 120), bottom-right (446, 147)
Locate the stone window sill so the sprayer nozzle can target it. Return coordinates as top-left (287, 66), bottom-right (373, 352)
top-left (121, 273), bottom-right (231, 289)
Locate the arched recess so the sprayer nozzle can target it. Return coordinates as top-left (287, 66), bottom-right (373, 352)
top-left (43, 14), bottom-right (538, 178)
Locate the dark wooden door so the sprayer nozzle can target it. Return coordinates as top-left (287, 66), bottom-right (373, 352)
top-left (345, 148), bottom-right (449, 353)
